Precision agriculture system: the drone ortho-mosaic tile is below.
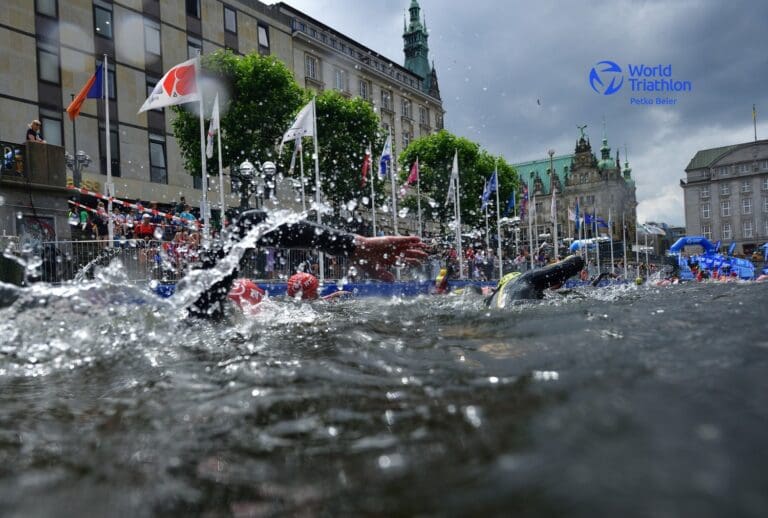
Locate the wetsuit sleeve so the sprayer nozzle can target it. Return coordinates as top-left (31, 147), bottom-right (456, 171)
top-left (235, 209), bottom-right (358, 256)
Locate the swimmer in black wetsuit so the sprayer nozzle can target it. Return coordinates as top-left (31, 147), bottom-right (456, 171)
top-left (485, 254), bottom-right (585, 308)
top-left (187, 209), bottom-right (428, 318)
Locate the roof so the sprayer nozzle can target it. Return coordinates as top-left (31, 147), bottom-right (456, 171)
top-left (512, 155), bottom-right (574, 194)
top-left (684, 144), bottom-right (741, 171)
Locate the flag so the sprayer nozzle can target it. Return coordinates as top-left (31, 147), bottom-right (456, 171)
top-left (503, 190), bottom-right (515, 216)
top-left (138, 57), bottom-right (199, 113)
top-left (568, 207), bottom-right (576, 222)
top-left (205, 93), bottom-right (220, 159)
top-left (575, 200), bottom-right (580, 230)
top-left (66, 63), bottom-right (103, 120)
top-left (378, 133), bottom-right (392, 179)
top-left (445, 150), bottom-right (459, 206)
top-left (520, 184), bottom-right (529, 220)
top-left (406, 158), bottom-right (419, 185)
top-left (481, 170), bottom-right (497, 211)
top-left (550, 184), bottom-right (557, 223)
top-left (361, 144), bottom-right (371, 187)
top-left (596, 216), bottom-right (609, 228)
top-left (280, 98), bottom-right (315, 154)
top-left (584, 212), bottom-right (594, 226)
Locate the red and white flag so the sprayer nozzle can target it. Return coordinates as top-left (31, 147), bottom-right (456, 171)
top-left (361, 145), bottom-right (371, 187)
top-left (138, 57), bottom-right (199, 113)
top-left (399, 158), bottom-right (419, 197)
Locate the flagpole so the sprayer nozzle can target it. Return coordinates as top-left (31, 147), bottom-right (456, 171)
top-left (455, 150), bottom-right (464, 280)
top-left (215, 94), bottom-right (226, 228)
top-left (416, 157), bottom-right (422, 239)
top-left (104, 54), bottom-right (114, 248)
top-left (389, 128), bottom-right (398, 235)
top-left (609, 207), bottom-right (614, 275)
top-left (527, 183), bottom-right (534, 270)
top-left (635, 220), bottom-right (640, 278)
top-left (552, 187), bottom-right (558, 261)
top-left (310, 97), bottom-right (325, 285)
top-left (594, 211), bottom-right (600, 275)
top-left (370, 148), bottom-right (377, 236)
top-left (622, 212), bottom-right (628, 278)
top-left (494, 162), bottom-right (503, 279)
top-left (195, 53), bottom-right (210, 243)
top-left (484, 191), bottom-right (490, 251)
top-left (296, 140), bottom-right (307, 212)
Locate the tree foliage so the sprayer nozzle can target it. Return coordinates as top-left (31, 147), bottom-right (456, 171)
top-left (172, 50), bottom-right (305, 178)
top-left (282, 90), bottom-right (384, 212)
top-left (398, 130), bottom-right (518, 228)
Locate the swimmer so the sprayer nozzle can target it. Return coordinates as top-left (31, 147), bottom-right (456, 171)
top-left (485, 255), bottom-right (585, 308)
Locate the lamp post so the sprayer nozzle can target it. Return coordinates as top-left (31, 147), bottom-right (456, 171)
top-left (234, 159), bottom-right (256, 209)
top-left (548, 148), bottom-right (558, 261)
top-left (64, 150), bottom-right (92, 189)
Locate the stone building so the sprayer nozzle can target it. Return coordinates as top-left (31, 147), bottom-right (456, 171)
top-left (681, 139), bottom-right (768, 256)
top-left (0, 0), bottom-right (443, 240)
top-left (513, 129), bottom-right (637, 250)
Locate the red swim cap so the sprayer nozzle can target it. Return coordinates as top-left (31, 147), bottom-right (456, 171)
top-left (228, 278), bottom-right (265, 308)
top-left (287, 272), bottom-right (319, 300)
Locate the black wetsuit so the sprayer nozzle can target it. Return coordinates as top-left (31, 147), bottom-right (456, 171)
top-left (486, 255), bottom-right (585, 308)
top-left (187, 209), bottom-right (359, 319)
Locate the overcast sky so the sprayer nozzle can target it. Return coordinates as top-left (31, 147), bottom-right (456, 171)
top-left (276, 0), bottom-right (768, 226)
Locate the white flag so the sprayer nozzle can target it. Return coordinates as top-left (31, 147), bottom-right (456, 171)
top-left (205, 93), bottom-right (220, 159)
top-left (445, 150), bottom-right (459, 206)
top-left (279, 98), bottom-right (315, 154)
top-left (378, 133), bottom-right (392, 179)
top-left (138, 57), bottom-right (199, 113)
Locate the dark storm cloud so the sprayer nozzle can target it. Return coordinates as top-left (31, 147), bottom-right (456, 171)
top-left (277, 0), bottom-right (768, 225)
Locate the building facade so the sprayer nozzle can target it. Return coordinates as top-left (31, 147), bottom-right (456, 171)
top-left (513, 130), bottom-right (637, 249)
top-left (1, 0), bottom-right (443, 239)
top-left (681, 139), bottom-right (768, 256)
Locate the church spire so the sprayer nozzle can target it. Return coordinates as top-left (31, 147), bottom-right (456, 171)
top-left (403, 0), bottom-right (435, 95)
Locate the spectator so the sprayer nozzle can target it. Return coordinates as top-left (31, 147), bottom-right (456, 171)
top-left (26, 120), bottom-right (45, 142)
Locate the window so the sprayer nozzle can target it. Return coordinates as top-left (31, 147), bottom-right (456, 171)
top-left (764, 197), bottom-right (768, 213)
top-left (186, 0), bottom-right (200, 18)
top-left (359, 79), bottom-right (370, 100)
top-left (701, 224), bottom-right (711, 240)
top-left (718, 166), bottom-right (730, 176)
top-left (99, 123), bottom-right (120, 177)
top-left (720, 183), bottom-right (730, 196)
top-left (149, 134), bottom-right (167, 184)
top-left (333, 68), bottom-right (347, 92)
top-left (763, 177), bottom-right (768, 190)
top-left (741, 180), bottom-right (751, 193)
top-left (738, 163), bottom-right (750, 174)
top-left (402, 130), bottom-right (411, 149)
top-left (187, 36), bottom-right (202, 59)
top-left (37, 42), bottom-right (60, 84)
top-left (765, 219), bottom-right (768, 237)
top-left (742, 198), bottom-right (752, 214)
top-left (722, 223), bottom-right (732, 240)
top-left (40, 108), bottom-right (62, 147)
top-left (419, 106), bottom-right (428, 125)
top-left (700, 186), bottom-right (710, 199)
top-left (224, 6), bottom-right (237, 34)
top-left (701, 202), bottom-right (710, 219)
top-left (36, 0), bottom-right (57, 17)
top-left (382, 122), bottom-right (390, 134)
top-left (743, 220), bottom-right (753, 238)
top-left (761, 161), bottom-right (768, 171)
top-left (381, 89), bottom-right (392, 110)
top-left (258, 24), bottom-right (270, 50)
top-left (436, 113), bottom-right (444, 129)
top-left (720, 200), bottom-right (730, 217)
top-left (401, 99), bottom-right (411, 118)
top-left (94, 2), bottom-right (113, 39)
top-left (305, 54), bottom-right (318, 80)
top-left (144, 19), bottom-right (161, 56)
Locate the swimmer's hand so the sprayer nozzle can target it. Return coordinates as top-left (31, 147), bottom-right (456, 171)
top-left (352, 235), bottom-right (429, 282)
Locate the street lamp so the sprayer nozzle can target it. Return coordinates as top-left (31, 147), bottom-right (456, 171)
top-left (262, 160), bottom-right (276, 201)
top-left (64, 150), bottom-right (92, 188)
top-left (233, 159), bottom-right (256, 209)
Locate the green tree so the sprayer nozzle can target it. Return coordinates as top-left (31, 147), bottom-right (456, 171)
top-left (171, 50), bottom-right (305, 179)
top-left (398, 130), bottom-right (518, 228)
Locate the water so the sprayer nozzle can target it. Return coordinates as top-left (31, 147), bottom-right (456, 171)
top-left (1, 278), bottom-right (767, 517)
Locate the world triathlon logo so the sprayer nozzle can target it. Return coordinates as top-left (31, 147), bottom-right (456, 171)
top-left (589, 60), bottom-right (624, 95)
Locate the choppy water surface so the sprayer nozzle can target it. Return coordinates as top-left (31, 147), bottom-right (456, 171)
top-left (1, 278), bottom-right (767, 517)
